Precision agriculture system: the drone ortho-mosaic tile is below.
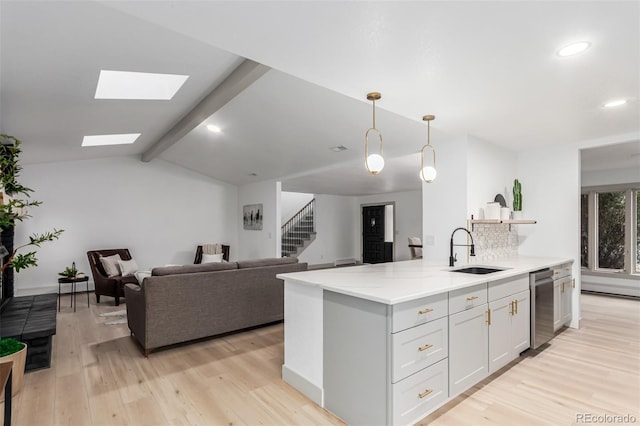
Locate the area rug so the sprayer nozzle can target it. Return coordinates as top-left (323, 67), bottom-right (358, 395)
top-left (98, 309), bottom-right (127, 325)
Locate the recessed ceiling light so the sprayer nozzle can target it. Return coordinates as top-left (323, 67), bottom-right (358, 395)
top-left (557, 41), bottom-right (591, 57)
top-left (603, 99), bottom-right (627, 108)
top-left (95, 70), bottom-right (189, 100)
top-left (329, 145), bottom-right (348, 152)
top-left (206, 124), bottom-right (221, 133)
top-left (82, 133), bottom-right (141, 147)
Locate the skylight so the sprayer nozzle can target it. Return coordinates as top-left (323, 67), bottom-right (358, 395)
top-left (94, 70), bottom-right (189, 100)
top-left (82, 133), bottom-right (141, 147)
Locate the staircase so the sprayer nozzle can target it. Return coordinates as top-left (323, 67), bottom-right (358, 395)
top-left (281, 199), bottom-right (316, 257)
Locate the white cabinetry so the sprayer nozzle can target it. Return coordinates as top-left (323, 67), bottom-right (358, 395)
top-left (449, 275), bottom-right (530, 395)
top-left (323, 291), bottom-right (449, 426)
top-left (449, 304), bottom-right (489, 396)
top-left (553, 263), bottom-right (573, 331)
top-left (488, 290), bottom-right (530, 374)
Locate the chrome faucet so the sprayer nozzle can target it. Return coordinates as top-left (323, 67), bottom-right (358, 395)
top-left (449, 227), bottom-right (476, 267)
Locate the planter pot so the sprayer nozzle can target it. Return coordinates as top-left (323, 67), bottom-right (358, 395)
top-left (512, 210), bottom-right (523, 220)
top-left (0, 343), bottom-right (27, 401)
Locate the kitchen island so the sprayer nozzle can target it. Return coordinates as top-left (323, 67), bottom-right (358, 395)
top-left (277, 256), bottom-right (573, 426)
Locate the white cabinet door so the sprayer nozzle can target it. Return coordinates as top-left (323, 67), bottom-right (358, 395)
top-left (553, 280), bottom-right (562, 331)
top-left (449, 304), bottom-right (489, 397)
top-left (489, 290), bottom-right (530, 374)
top-left (561, 278), bottom-right (573, 326)
top-left (488, 296), bottom-right (512, 374)
top-left (511, 290), bottom-right (530, 355)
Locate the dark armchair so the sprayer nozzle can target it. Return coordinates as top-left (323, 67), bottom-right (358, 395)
top-left (87, 248), bottom-right (139, 306)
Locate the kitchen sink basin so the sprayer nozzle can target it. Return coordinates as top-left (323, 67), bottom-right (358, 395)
top-left (451, 266), bottom-right (505, 275)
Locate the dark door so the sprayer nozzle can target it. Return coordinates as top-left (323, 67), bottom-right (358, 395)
top-left (363, 205), bottom-right (387, 264)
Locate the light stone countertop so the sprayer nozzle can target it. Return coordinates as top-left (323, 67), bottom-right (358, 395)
top-left (277, 256), bottom-right (574, 305)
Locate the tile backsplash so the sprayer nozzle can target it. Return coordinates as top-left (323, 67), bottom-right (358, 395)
top-left (471, 223), bottom-right (518, 262)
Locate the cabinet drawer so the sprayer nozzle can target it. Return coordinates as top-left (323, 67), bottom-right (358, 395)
top-left (392, 293), bottom-right (448, 333)
top-left (488, 274), bottom-right (529, 302)
top-left (449, 283), bottom-right (487, 314)
top-left (553, 263), bottom-right (572, 280)
top-left (392, 317), bottom-right (448, 383)
top-left (392, 358), bottom-right (448, 426)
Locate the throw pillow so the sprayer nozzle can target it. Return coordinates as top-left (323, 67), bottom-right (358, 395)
top-left (202, 253), bottom-right (223, 263)
top-left (118, 258), bottom-right (139, 277)
top-left (100, 254), bottom-right (122, 277)
top-left (134, 270), bottom-right (151, 285)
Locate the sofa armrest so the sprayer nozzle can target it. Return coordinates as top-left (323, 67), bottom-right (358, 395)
top-left (124, 284), bottom-right (146, 349)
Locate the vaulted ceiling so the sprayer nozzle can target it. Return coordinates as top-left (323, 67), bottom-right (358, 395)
top-left (1, 1), bottom-right (638, 195)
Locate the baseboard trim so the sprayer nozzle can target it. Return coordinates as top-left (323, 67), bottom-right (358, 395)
top-left (15, 282), bottom-right (95, 297)
top-left (282, 364), bottom-right (324, 407)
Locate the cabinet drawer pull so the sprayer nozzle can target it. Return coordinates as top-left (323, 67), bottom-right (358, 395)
top-left (466, 295), bottom-right (479, 301)
top-left (486, 309), bottom-right (491, 325)
top-left (418, 308), bottom-right (433, 315)
top-left (515, 299), bottom-right (518, 314)
top-left (562, 281), bottom-right (565, 293)
top-left (418, 389), bottom-right (433, 399)
top-left (572, 278), bottom-right (575, 288)
top-left (509, 301), bottom-right (514, 315)
top-left (418, 344), bottom-right (433, 352)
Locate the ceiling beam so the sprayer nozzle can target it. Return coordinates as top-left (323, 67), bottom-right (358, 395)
top-left (142, 59), bottom-right (270, 162)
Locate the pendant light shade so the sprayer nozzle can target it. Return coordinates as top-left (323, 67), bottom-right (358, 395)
top-left (365, 92), bottom-right (384, 175)
top-left (420, 115), bottom-right (437, 183)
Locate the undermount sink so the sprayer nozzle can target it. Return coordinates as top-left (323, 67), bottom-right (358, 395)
top-left (450, 266), bottom-right (505, 275)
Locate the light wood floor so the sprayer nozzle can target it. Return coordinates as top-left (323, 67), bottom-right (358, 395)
top-left (2, 293), bottom-right (639, 425)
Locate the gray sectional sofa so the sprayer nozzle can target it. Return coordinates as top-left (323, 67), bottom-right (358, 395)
top-left (124, 257), bottom-right (307, 355)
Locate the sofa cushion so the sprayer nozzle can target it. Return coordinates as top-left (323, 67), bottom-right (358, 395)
top-left (237, 257), bottom-right (299, 269)
top-left (151, 261), bottom-right (238, 276)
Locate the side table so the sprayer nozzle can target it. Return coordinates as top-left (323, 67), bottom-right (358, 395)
top-left (57, 276), bottom-right (89, 312)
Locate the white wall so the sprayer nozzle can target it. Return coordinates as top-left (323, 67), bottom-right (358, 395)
top-left (356, 190), bottom-right (422, 262)
top-left (467, 135), bottom-right (518, 218)
top-left (15, 156), bottom-right (238, 295)
top-left (281, 191), bottom-right (314, 223)
top-left (581, 166), bottom-right (640, 187)
top-left (422, 137), bottom-right (468, 264)
top-left (517, 143), bottom-right (581, 327)
top-left (238, 180), bottom-right (280, 259)
top-left (296, 194), bottom-right (358, 265)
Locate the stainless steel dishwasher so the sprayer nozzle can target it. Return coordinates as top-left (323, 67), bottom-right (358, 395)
top-left (530, 269), bottom-right (554, 349)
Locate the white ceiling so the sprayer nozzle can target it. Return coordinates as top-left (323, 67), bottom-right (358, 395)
top-left (1, 1), bottom-right (638, 196)
top-left (581, 140), bottom-right (640, 172)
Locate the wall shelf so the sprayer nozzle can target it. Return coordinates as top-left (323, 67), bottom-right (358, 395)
top-left (468, 218), bottom-right (537, 231)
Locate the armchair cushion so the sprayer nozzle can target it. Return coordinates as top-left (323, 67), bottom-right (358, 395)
top-left (100, 254), bottom-right (122, 277)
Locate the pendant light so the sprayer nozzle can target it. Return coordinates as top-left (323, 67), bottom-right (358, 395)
top-left (364, 92), bottom-right (384, 175)
top-left (420, 115), bottom-right (437, 183)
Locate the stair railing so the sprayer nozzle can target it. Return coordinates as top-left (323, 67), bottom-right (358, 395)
top-left (281, 198), bottom-right (315, 257)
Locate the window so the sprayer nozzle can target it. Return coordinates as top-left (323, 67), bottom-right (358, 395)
top-left (637, 191), bottom-right (640, 273)
top-left (581, 193), bottom-right (589, 268)
top-left (597, 191), bottom-right (625, 270)
top-left (582, 184), bottom-right (639, 276)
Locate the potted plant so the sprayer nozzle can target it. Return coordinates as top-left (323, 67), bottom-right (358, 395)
top-left (58, 262), bottom-right (84, 279)
top-left (0, 337), bottom-right (27, 400)
top-left (512, 178), bottom-right (523, 219)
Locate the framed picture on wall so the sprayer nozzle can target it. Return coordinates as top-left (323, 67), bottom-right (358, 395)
top-left (243, 204), bottom-right (263, 230)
